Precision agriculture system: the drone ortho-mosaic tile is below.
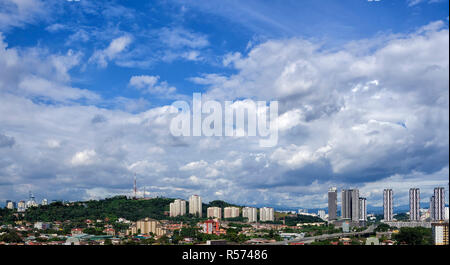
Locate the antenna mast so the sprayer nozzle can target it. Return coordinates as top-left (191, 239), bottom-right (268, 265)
top-left (134, 173), bottom-right (137, 199)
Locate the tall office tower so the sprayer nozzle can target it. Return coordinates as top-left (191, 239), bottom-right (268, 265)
top-left (409, 188), bottom-right (420, 221)
top-left (359, 197), bottom-right (367, 221)
top-left (432, 187), bottom-right (445, 221)
top-left (328, 187), bottom-right (338, 221)
top-left (430, 196), bottom-right (436, 220)
top-left (207, 207), bottom-right (222, 219)
top-left (170, 199), bottom-right (186, 217)
top-left (259, 207), bottom-right (274, 222)
top-left (383, 189), bottom-right (394, 221)
top-left (242, 207), bottom-right (258, 222)
top-left (189, 195), bottom-right (202, 217)
top-left (341, 189), bottom-right (360, 221)
top-left (224, 207), bottom-right (240, 219)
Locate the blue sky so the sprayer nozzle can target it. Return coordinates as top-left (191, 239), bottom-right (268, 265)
top-left (0, 0), bottom-right (449, 209)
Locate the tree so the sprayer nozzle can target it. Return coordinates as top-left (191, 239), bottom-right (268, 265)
top-left (393, 227), bottom-right (432, 245)
top-left (157, 235), bottom-right (170, 245)
top-left (374, 223), bottom-right (391, 232)
top-left (0, 230), bottom-right (23, 243)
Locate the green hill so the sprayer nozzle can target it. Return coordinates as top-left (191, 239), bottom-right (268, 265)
top-left (2, 197), bottom-right (244, 223)
top-left (23, 196), bottom-right (172, 222)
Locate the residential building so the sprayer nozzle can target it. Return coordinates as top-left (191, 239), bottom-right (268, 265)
top-left (34, 222), bottom-right (51, 230)
top-left (298, 209), bottom-right (308, 214)
top-left (199, 220), bottom-right (225, 235)
top-left (383, 189), bottom-right (393, 221)
top-left (242, 207), bottom-right (257, 222)
top-left (169, 199), bottom-right (186, 217)
top-left (328, 187), bottom-right (338, 221)
top-left (431, 187), bottom-right (445, 221)
top-left (432, 221), bottom-right (449, 245)
top-left (189, 195), bottom-right (202, 217)
top-left (409, 188), bottom-right (420, 221)
top-left (6, 200), bottom-right (15, 210)
top-left (41, 199), bottom-right (48, 206)
top-left (71, 228), bottom-right (83, 236)
top-left (224, 207), bottom-right (240, 219)
top-left (430, 196), bottom-right (435, 220)
top-left (260, 207), bottom-right (274, 222)
top-left (318, 210), bottom-right (326, 220)
top-left (359, 197), bottom-right (367, 221)
top-left (342, 189), bottom-right (360, 222)
top-left (445, 207), bottom-right (449, 220)
top-left (207, 207), bottom-right (222, 219)
top-left (17, 200), bottom-right (26, 212)
top-left (129, 218), bottom-right (166, 236)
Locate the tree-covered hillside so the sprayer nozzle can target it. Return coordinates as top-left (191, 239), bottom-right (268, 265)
top-left (24, 196), bottom-right (172, 222)
top-left (1, 197), bottom-right (245, 223)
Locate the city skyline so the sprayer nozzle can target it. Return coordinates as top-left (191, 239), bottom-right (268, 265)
top-left (5, 186), bottom-right (448, 216)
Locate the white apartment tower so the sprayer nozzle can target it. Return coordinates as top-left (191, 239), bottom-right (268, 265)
top-left (17, 200), bottom-right (26, 212)
top-left (207, 207), bottom-right (222, 219)
top-left (224, 207), bottom-right (240, 219)
top-left (260, 207), bottom-right (274, 222)
top-left (170, 199), bottom-right (186, 217)
top-left (6, 200), bottom-right (15, 210)
top-left (359, 197), bottom-right (367, 221)
top-left (242, 207), bottom-right (258, 222)
top-left (189, 195), bottom-right (202, 217)
top-left (383, 189), bottom-right (394, 221)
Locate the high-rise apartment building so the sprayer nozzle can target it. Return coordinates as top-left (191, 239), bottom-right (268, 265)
top-left (17, 200), bottom-right (26, 212)
top-left (207, 207), bottom-right (222, 219)
top-left (328, 187), bottom-right (338, 221)
top-left (318, 210), bottom-right (326, 220)
top-left (189, 195), bottom-right (202, 217)
top-left (430, 196), bottom-right (435, 220)
top-left (259, 207), bottom-right (274, 222)
top-left (383, 189), bottom-right (393, 221)
top-left (359, 197), bottom-right (367, 221)
top-left (342, 189), bottom-right (360, 222)
top-left (6, 200), bottom-right (15, 210)
top-left (224, 207), bottom-right (240, 219)
top-left (409, 188), bottom-right (420, 221)
top-left (431, 187), bottom-right (445, 221)
top-left (129, 218), bottom-right (166, 236)
top-left (432, 221), bottom-right (449, 245)
top-left (170, 199), bottom-right (186, 217)
top-left (242, 207), bottom-right (257, 222)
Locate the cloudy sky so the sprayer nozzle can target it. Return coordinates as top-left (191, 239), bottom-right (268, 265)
top-left (0, 0), bottom-right (448, 209)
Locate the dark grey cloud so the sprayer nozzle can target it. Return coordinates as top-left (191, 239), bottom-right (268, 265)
top-left (0, 133), bottom-right (15, 148)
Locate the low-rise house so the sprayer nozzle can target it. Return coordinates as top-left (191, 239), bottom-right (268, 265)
top-left (71, 228), bottom-right (83, 236)
top-left (104, 228), bottom-right (115, 236)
